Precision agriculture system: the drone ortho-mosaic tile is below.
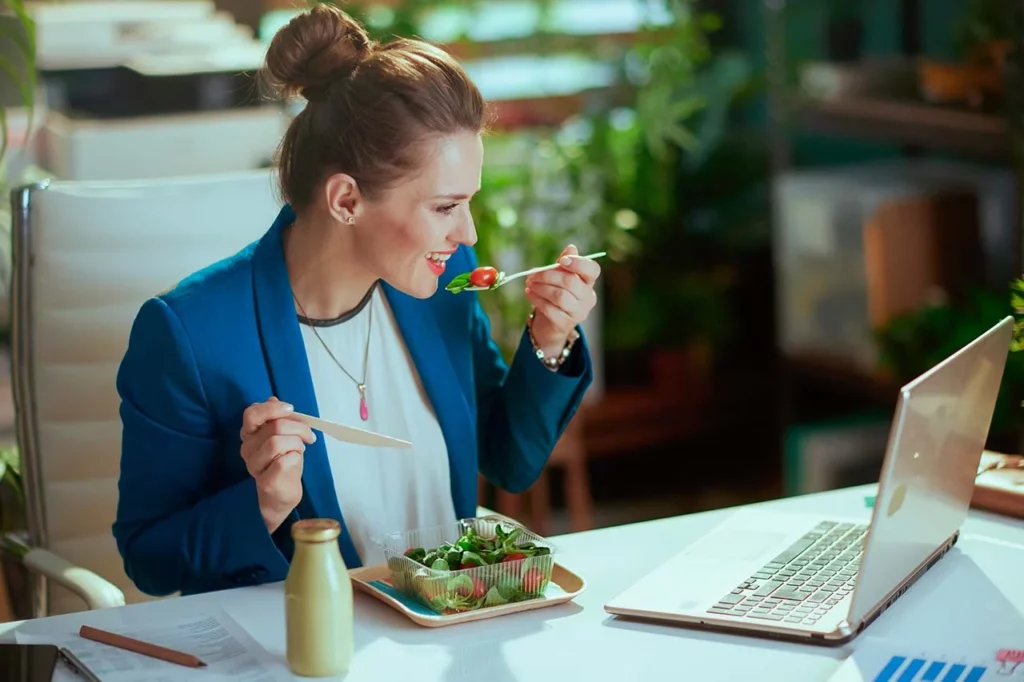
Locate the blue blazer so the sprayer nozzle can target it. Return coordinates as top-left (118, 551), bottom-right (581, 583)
top-left (112, 205), bottom-right (593, 597)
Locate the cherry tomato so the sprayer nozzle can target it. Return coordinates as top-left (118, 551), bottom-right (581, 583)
top-left (522, 568), bottom-right (547, 593)
top-left (455, 576), bottom-right (488, 600)
top-left (469, 266), bottom-right (498, 288)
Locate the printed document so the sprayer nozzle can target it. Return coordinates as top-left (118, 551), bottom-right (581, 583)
top-left (17, 608), bottom-right (292, 681)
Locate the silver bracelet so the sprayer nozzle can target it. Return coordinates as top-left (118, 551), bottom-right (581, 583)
top-left (526, 310), bottom-right (578, 371)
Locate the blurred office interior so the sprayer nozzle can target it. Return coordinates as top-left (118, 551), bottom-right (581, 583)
top-left (0, 0), bottom-right (1020, 620)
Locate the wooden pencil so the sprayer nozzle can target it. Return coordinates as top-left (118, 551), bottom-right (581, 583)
top-left (78, 624), bottom-right (207, 668)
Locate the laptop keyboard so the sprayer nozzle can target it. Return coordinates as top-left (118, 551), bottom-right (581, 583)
top-left (706, 520), bottom-right (867, 625)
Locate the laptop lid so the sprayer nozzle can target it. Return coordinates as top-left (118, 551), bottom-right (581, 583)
top-left (847, 315), bottom-right (1012, 626)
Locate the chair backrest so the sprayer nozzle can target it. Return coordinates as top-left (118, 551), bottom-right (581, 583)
top-left (11, 171), bottom-right (283, 616)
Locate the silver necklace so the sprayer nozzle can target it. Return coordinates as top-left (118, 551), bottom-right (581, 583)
top-left (294, 292), bottom-right (373, 422)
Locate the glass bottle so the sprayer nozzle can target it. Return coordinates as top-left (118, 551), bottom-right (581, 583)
top-left (285, 518), bottom-right (354, 677)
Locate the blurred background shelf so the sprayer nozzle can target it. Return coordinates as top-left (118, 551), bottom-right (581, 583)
top-left (793, 95), bottom-right (1009, 158)
top-left (784, 353), bottom-right (900, 409)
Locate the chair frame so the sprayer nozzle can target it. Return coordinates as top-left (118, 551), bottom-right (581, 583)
top-left (8, 181), bottom-right (126, 619)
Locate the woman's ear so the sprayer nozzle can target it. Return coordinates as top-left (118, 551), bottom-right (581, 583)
top-left (323, 172), bottom-right (362, 224)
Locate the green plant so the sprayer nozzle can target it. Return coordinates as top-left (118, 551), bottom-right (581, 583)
top-left (0, 0), bottom-right (37, 534)
top-left (0, 0), bottom-right (35, 162)
top-left (0, 445), bottom-right (23, 531)
top-left (599, 47), bottom-right (760, 354)
top-left (876, 286), bottom-right (1024, 440)
top-left (955, 0), bottom-right (1014, 53)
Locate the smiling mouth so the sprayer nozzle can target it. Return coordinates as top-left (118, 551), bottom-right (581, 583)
top-left (426, 251), bottom-right (452, 265)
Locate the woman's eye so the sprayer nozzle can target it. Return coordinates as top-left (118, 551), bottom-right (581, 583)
top-left (437, 203), bottom-right (458, 216)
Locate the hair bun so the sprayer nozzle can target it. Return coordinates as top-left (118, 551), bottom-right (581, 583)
top-left (262, 3), bottom-right (373, 100)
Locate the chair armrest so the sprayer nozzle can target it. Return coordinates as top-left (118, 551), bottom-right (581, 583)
top-left (3, 535), bottom-right (125, 610)
top-left (22, 547), bottom-right (126, 610)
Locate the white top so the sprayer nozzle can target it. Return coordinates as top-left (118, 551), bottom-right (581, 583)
top-left (298, 285), bottom-right (456, 566)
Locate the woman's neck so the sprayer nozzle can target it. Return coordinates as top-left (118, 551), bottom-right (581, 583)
top-left (283, 209), bottom-right (378, 320)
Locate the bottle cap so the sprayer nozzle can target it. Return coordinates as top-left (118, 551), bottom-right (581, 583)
top-left (291, 518), bottom-right (341, 543)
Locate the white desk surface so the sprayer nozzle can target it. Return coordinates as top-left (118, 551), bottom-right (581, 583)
top-left (3, 483), bottom-right (1023, 681)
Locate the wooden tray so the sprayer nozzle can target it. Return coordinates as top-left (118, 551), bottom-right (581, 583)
top-left (349, 562), bottom-right (586, 627)
top-left (971, 451), bottom-right (1024, 519)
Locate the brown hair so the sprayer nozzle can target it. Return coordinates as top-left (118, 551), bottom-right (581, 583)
top-left (261, 3), bottom-right (486, 209)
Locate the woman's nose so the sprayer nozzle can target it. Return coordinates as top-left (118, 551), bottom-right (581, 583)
top-left (454, 210), bottom-right (477, 246)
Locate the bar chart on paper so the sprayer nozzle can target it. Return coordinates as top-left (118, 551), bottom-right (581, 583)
top-left (827, 642), bottom-right (1016, 682)
top-left (871, 656), bottom-right (988, 682)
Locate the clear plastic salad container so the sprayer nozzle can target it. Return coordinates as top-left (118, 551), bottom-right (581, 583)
top-left (377, 517), bottom-right (556, 615)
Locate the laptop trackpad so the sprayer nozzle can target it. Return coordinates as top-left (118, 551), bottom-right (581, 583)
top-left (685, 529), bottom-right (789, 564)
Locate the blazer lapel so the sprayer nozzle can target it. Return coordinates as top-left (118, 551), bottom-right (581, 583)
top-left (380, 282), bottom-right (478, 519)
top-left (250, 206), bottom-right (359, 567)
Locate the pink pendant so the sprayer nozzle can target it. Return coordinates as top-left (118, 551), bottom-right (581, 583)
top-left (359, 396), bottom-right (369, 421)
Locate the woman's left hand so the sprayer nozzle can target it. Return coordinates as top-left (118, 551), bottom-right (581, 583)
top-left (524, 244), bottom-right (601, 354)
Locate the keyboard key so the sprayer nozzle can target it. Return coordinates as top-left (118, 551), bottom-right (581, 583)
top-left (718, 593), bottom-right (745, 605)
top-left (771, 537), bottom-right (816, 564)
top-left (753, 580), bottom-right (784, 597)
top-left (707, 607), bottom-right (733, 615)
top-left (751, 572), bottom-right (775, 580)
top-left (749, 612), bottom-right (784, 621)
top-left (806, 592), bottom-right (828, 603)
top-left (772, 589), bottom-right (807, 601)
top-left (764, 562), bottom-right (785, 570)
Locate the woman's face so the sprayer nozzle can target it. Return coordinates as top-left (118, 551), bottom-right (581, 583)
top-left (352, 130), bottom-right (483, 299)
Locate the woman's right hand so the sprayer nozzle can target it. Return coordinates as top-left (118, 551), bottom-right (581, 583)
top-left (240, 397), bottom-right (317, 532)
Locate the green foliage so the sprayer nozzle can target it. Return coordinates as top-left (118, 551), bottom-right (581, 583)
top-left (0, 0), bottom-right (36, 163)
top-left (875, 287), bottom-right (1024, 439)
top-left (954, 0), bottom-right (1015, 53)
top-left (0, 1), bottom-right (36, 532)
top-left (0, 443), bottom-right (23, 532)
top-left (1011, 278), bottom-right (1024, 352)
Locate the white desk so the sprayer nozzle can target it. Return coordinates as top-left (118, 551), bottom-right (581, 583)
top-left (3, 484), bottom-right (1022, 681)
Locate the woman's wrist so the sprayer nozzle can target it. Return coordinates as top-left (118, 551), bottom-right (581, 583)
top-left (257, 493), bottom-right (292, 534)
top-left (526, 310), bottom-right (578, 371)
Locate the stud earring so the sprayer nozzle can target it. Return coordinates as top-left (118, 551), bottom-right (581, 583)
top-left (347, 216), bottom-right (355, 224)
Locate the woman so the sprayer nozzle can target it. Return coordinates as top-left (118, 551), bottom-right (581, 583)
top-left (112, 3), bottom-right (600, 598)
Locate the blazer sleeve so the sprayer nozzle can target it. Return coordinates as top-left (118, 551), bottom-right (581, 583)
top-left (467, 250), bottom-right (594, 493)
top-left (112, 296), bottom-right (290, 597)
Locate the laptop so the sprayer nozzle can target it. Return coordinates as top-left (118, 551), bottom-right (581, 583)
top-left (604, 315), bottom-right (1013, 646)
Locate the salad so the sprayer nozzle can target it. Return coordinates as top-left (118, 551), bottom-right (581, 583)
top-left (445, 266), bottom-right (501, 294)
top-left (388, 523), bottom-right (554, 614)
